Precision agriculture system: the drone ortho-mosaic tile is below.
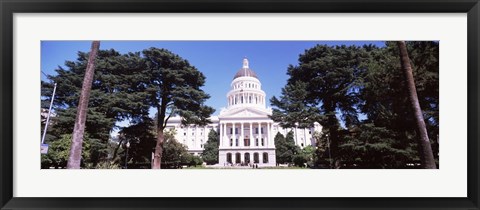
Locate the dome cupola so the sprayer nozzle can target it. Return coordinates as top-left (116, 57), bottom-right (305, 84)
top-left (226, 58), bottom-right (266, 109)
top-left (233, 58), bottom-right (258, 79)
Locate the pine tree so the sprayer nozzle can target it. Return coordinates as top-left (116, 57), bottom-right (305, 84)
top-left (271, 45), bottom-right (367, 164)
top-left (140, 48), bottom-right (214, 169)
top-left (41, 48), bottom-right (150, 167)
top-left (202, 129), bottom-right (219, 165)
top-left (274, 132), bottom-right (299, 164)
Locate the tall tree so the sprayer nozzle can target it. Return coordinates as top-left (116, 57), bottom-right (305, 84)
top-left (202, 129), bottom-right (219, 165)
top-left (42, 49), bottom-right (153, 167)
top-left (353, 42), bottom-right (439, 168)
top-left (396, 41), bottom-right (436, 169)
top-left (141, 48), bottom-right (214, 169)
top-left (274, 132), bottom-right (299, 164)
top-left (271, 45), bottom-right (367, 164)
top-left (67, 41), bottom-right (100, 169)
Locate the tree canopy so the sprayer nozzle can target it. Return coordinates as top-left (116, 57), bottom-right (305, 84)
top-left (41, 47), bottom-right (214, 169)
top-left (270, 42), bottom-right (439, 169)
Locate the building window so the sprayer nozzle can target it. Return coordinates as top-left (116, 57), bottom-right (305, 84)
top-left (235, 153), bottom-right (241, 164)
top-left (230, 128), bottom-right (233, 134)
top-left (255, 128), bottom-right (258, 134)
top-left (245, 153), bottom-right (251, 164)
top-left (261, 138), bottom-right (264, 146)
top-left (256, 139), bottom-right (259, 146)
top-left (253, 153), bottom-right (259, 163)
top-left (230, 139), bottom-right (233, 146)
top-left (226, 153), bottom-right (232, 163)
top-left (244, 138), bottom-right (250, 146)
top-left (236, 139), bottom-right (239, 146)
top-left (184, 133), bottom-right (186, 136)
top-left (301, 143), bottom-right (304, 147)
top-left (261, 128), bottom-right (264, 133)
top-left (263, 153), bottom-right (268, 163)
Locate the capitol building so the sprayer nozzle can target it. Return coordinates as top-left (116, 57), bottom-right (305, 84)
top-left (165, 58), bottom-right (322, 167)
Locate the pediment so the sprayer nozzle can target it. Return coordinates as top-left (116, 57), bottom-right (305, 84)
top-left (219, 107), bottom-right (271, 118)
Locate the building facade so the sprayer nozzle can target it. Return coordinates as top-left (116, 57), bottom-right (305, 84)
top-left (165, 58), bottom-right (322, 166)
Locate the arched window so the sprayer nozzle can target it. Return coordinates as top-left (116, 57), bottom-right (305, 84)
top-left (235, 153), bottom-right (241, 164)
top-left (253, 153), bottom-right (259, 163)
top-left (226, 153), bottom-right (232, 163)
top-left (263, 152), bottom-right (269, 163)
top-left (244, 153), bottom-right (250, 164)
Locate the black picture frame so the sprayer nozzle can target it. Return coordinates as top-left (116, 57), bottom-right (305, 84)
top-left (1, 0), bottom-right (479, 209)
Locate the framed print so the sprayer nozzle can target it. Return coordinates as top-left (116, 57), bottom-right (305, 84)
top-left (1, 0), bottom-right (479, 209)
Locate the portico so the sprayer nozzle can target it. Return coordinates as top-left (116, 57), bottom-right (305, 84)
top-left (217, 58), bottom-right (276, 167)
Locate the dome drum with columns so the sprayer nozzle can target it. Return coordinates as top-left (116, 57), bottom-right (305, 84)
top-left (165, 58), bottom-right (322, 167)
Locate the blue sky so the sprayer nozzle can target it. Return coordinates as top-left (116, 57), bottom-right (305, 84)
top-left (41, 40), bottom-right (385, 118)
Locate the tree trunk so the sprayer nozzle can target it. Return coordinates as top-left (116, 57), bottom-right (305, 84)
top-left (67, 41), bottom-right (100, 169)
top-left (396, 41), bottom-right (437, 169)
top-left (152, 129), bottom-right (165, 169)
top-left (112, 138), bottom-right (124, 162)
top-left (152, 104), bottom-right (167, 169)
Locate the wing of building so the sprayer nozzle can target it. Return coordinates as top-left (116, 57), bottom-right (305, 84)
top-left (165, 58), bottom-right (322, 167)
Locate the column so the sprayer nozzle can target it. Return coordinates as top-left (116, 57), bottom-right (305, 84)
top-left (249, 122), bottom-right (253, 147)
top-left (304, 128), bottom-right (307, 146)
top-left (204, 126), bottom-right (208, 146)
top-left (240, 123), bottom-right (244, 147)
top-left (219, 124), bottom-right (223, 147)
top-left (267, 122), bottom-right (271, 147)
top-left (258, 122), bottom-right (261, 147)
top-left (193, 126), bottom-right (196, 149)
top-left (186, 126), bottom-right (190, 148)
top-left (259, 152), bottom-right (263, 164)
top-left (232, 122), bottom-right (236, 147)
top-left (223, 123), bottom-right (227, 146)
top-left (294, 126), bottom-right (298, 145)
